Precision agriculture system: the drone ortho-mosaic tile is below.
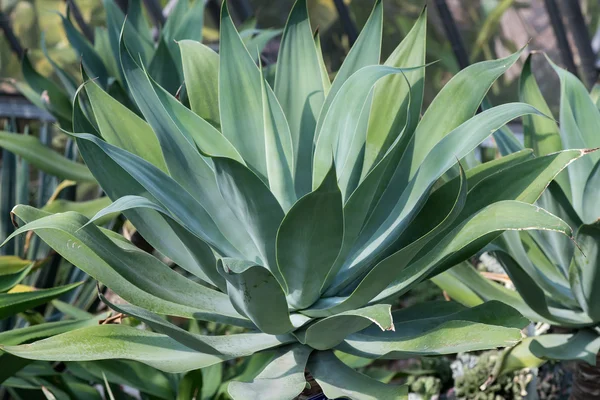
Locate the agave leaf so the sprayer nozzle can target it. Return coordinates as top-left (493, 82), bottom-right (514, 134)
top-left (103, 0), bottom-right (152, 69)
top-left (0, 131), bottom-right (95, 182)
top-left (363, 7), bottom-right (426, 175)
top-left (520, 55), bottom-right (571, 197)
top-left (0, 282), bottom-right (81, 319)
top-left (337, 301), bottom-right (526, 359)
top-left (245, 29), bottom-right (283, 62)
top-left (493, 124), bottom-right (524, 156)
top-left (569, 224), bottom-right (600, 321)
top-left (582, 160), bottom-right (600, 223)
top-left (295, 304), bottom-right (394, 350)
top-left (2, 324), bottom-right (292, 373)
top-left (85, 195), bottom-right (223, 289)
top-left (274, 0), bottom-right (326, 197)
top-left (515, 179), bottom-right (581, 278)
top-left (496, 231), bottom-right (576, 309)
top-left (308, 350), bottom-right (407, 400)
top-left (276, 164), bottom-right (343, 309)
top-left (0, 256), bottom-right (31, 276)
top-left (176, 369), bottom-right (203, 400)
top-left (0, 265), bottom-right (32, 292)
top-left (520, 55), bottom-right (561, 156)
top-left (76, 133), bottom-right (246, 259)
top-left (0, 317), bottom-right (105, 384)
top-left (60, 14), bottom-right (108, 87)
top-left (125, 0), bottom-right (152, 43)
top-left (314, 31), bottom-right (331, 95)
top-left (160, 0), bottom-right (204, 85)
top-left (21, 52), bottom-right (72, 127)
top-left (217, 259), bottom-right (294, 335)
top-left (100, 294), bottom-right (229, 354)
top-left (315, 0), bottom-right (383, 145)
top-left (313, 65), bottom-right (420, 196)
top-left (84, 80), bottom-right (167, 172)
top-left (121, 37), bottom-right (242, 163)
top-left (219, 2), bottom-right (267, 180)
top-left (494, 250), bottom-right (590, 326)
top-left (75, 136), bottom-right (238, 285)
top-left (179, 40), bottom-right (220, 126)
top-left (40, 33), bottom-right (78, 97)
top-left (68, 360), bottom-right (173, 400)
top-left (120, 46), bottom-right (259, 261)
top-left (547, 56), bottom-right (600, 215)
top-left (260, 63), bottom-right (295, 211)
top-left (213, 157), bottom-right (285, 283)
top-left (372, 200), bottom-right (573, 303)
top-left (321, 95), bottom-right (414, 292)
top-left (432, 262), bottom-right (568, 326)
top-left (333, 103), bottom-right (545, 292)
top-left (530, 331), bottom-right (600, 366)
top-left (306, 163), bottom-right (467, 317)
top-left (6, 206), bottom-right (249, 326)
top-left (497, 337), bottom-right (546, 376)
top-left (148, 37), bottom-right (181, 95)
top-left (160, 0), bottom-right (189, 42)
top-left (42, 197), bottom-right (113, 223)
top-left (409, 49), bottom-right (523, 176)
top-left (387, 300), bottom-right (527, 335)
top-left (228, 345), bottom-right (312, 400)
top-left (72, 85), bottom-right (100, 136)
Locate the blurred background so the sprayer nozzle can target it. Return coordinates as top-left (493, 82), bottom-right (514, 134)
top-left (1, 0), bottom-right (599, 109)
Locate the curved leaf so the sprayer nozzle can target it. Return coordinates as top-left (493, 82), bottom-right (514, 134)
top-left (217, 259), bottom-right (294, 335)
top-left (363, 7), bottom-right (426, 175)
top-left (337, 301), bottom-right (527, 359)
top-left (2, 324), bottom-right (292, 373)
top-left (0, 131), bottom-right (95, 182)
top-left (228, 345), bottom-right (311, 400)
top-left (6, 206), bottom-right (249, 326)
top-left (530, 331), bottom-right (600, 365)
top-left (276, 164), bottom-right (343, 309)
top-left (372, 200), bottom-right (573, 303)
top-left (0, 283), bottom-right (81, 319)
top-left (308, 350), bottom-right (407, 400)
top-left (295, 304), bottom-right (393, 351)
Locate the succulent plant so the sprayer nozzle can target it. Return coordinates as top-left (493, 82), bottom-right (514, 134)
top-left (1, 1), bottom-right (586, 399)
top-left (434, 53), bottom-right (600, 373)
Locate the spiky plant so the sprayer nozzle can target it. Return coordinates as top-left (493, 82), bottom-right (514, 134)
top-left (6, 0), bottom-right (279, 129)
top-left (434, 54), bottom-right (600, 400)
top-left (0, 2), bottom-right (587, 398)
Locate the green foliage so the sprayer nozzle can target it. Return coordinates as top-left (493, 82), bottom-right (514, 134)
top-left (1, 1), bottom-right (588, 399)
top-left (434, 53), bottom-right (600, 369)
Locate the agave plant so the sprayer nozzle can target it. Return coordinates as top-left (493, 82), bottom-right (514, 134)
top-left (7, 0), bottom-right (279, 130)
top-left (434, 54), bottom-right (600, 398)
top-left (0, 1), bottom-right (588, 398)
